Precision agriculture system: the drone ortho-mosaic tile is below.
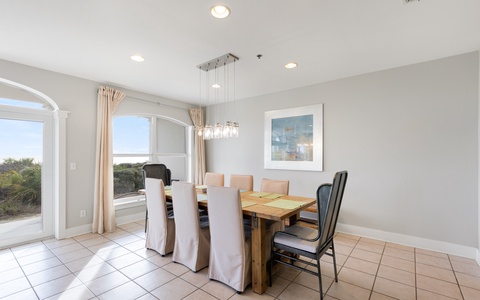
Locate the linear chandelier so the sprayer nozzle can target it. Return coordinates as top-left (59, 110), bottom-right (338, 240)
top-left (196, 53), bottom-right (239, 140)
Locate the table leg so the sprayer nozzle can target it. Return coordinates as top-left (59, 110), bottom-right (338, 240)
top-left (251, 216), bottom-right (267, 294)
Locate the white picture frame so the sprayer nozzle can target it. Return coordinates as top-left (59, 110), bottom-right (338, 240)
top-left (264, 104), bottom-right (323, 171)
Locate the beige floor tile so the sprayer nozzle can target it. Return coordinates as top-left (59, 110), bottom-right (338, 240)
top-left (122, 239), bottom-right (147, 252)
top-left (449, 255), bottom-right (479, 266)
top-left (355, 241), bottom-right (385, 254)
top-left (338, 267), bottom-right (375, 290)
top-left (33, 274), bottom-right (83, 299)
top-left (416, 253), bottom-right (452, 270)
top-left (385, 242), bottom-right (414, 252)
top-left (162, 261), bottom-right (191, 276)
top-left (134, 248), bottom-right (158, 259)
top-left (119, 259), bottom-right (158, 279)
top-left (147, 253), bottom-right (173, 267)
top-left (16, 249), bottom-right (55, 266)
top-left (326, 280), bottom-right (370, 300)
top-left (112, 234), bottom-right (142, 246)
top-left (350, 248), bottom-right (382, 264)
top-left (12, 242), bottom-right (49, 258)
top-left (377, 264), bottom-right (415, 287)
top-left (451, 260), bottom-right (480, 277)
top-left (293, 271), bottom-right (333, 292)
top-left (373, 277), bottom-right (416, 300)
top-left (416, 274), bottom-right (462, 299)
top-left (97, 281), bottom-right (147, 300)
top-left (150, 277), bottom-right (196, 300)
top-left (0, 277), bottom-right (32, 298)
top-left (87, 241), bottom-right (120, 254)
top-left (0, 267), bottom-right (25, 285)
top-left (73, 233), bottom-right (101, 242)
top-left (95, 246), bottom-right (130, 261)
top-left (85, 271), bottom-right (130, 296)
top-left (49, 242), bottom-right (84, 256)
top-left (183, 289), bottom-right (219, 300)
top-left (0, 249), bottom-right (15, 263)
top-left (0, 258), bottom-right (19, 272)
top-left (273, 263), bottom-right (301, 281)
top-left (343, 257), bottom-right (379, 275)
top-left (134, 268), bottom-right (176, 292)
top-left (461, 285), bottom-right (480, 300)
top-left (42, 238), bottom-right (77, 250)
top-left (136, 293), bottom-right (158, 300)
top-left (21, 256), bottom-right (63, 275)
top-left (56, 248), bottom-right (94, 264)
top-left (383, 246), bottom-right (415, 261)
top-left (201, 280), bottom-right (237, 299)
top-left (64, 254), bottom-right (104, 273)
top-left (334, 236), bottom-right (358, 248)
top-left (417, 288), bottom-right (461, 300)
top-left (369, 292), bottom-right (397, 300)
top-left (1, 287), bottom-right (38, 300)
top-left (334, 243), bottom-right (354, 256)
top-left (230, 287), bottom-right (276, 299)
top-left (381, 255), bottom-right (415, 273)
top-left (74, 263), bottom-right (116, 283)
top-left (456, 271), bottom-right (480, 290)
top-left (78, 236), bottom-right (110, 248)
top-left (335, 232), bottom-right (361, 241)
top-left (415, 248), bottom-right (449, 259)
top-left (416, 262), bottom-right (456, 283)
top-left (180, 267), bottom-right (210, 288)
top-left (278, 282), bottom-right (322, 300)
top-left (359, 237), bottom-right (386, 246)
top-left (46, 283), bottom-right (95, 300)
top-left (101, 229), bottom-right (130, 240)
top-left (265, 275), bottom-right (290, 298)
top-left (107, 252), bottom-right (144, 269)
top-left (27, 264), bottom-right (72, 286)
top-left (321, 252), bottom-right (348, 267)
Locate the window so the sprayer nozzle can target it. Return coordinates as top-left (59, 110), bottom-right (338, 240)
top-left (113, 115), bottom-right (192, 205)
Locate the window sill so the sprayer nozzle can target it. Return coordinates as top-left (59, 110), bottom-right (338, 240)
top-left (114, 197), bottom-right (146, 210)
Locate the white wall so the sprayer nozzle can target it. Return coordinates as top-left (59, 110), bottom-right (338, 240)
top-left (0, 58), bottom-right (194, 232)
top-left (206, 52), bottom-right (479, 255)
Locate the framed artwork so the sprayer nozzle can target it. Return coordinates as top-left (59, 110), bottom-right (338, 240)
top-left (264, 104), bottom-right (323, 171)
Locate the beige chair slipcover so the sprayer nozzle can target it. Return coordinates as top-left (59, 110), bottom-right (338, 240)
top-left (260, 178), bottom-right (289, 195)
top-left (171, 181), bottom-right (210, 272)
top-left (207, 185), bottom-right (252, 292)
top-left (144, 178), bottom-right (175, 256)
top-left (230, 174), bottom-right (254, 191)
top-left (204, 172), bottom-right (224, 186)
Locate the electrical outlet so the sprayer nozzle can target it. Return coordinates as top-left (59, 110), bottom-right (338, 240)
top-left (80, 210), bottom-right (86, 218)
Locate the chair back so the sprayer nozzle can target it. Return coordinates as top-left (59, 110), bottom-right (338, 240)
top-left (207, 185), bottom-right (252, 292)
top-left (205, 172), bottom-right (224, 186)
top-left (143, 164), bottom-right (171, 186)
top-left (144, 178), bottom-right (174, 255)
top-left (171, 181), bottom-right (210, 271)
top-left (260, 178), bottom-right (289, 195)
top-left (230, 174), bottom-right (254, 191)
top-left (318, 171), bottom-right (348, 248)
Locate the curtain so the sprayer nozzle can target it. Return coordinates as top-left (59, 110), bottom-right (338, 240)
top-left (92, 86), bottom-right (125, 233)
top-left (189, 108), bottom-right (206, 184)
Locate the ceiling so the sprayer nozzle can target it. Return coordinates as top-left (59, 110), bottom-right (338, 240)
top-left (1, 0), bottom-right (479, 105)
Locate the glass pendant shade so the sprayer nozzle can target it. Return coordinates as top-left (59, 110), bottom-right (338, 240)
top-left (203, 124), bottom-right (213, 140)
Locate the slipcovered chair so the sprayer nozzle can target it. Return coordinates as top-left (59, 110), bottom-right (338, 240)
top-left (260, 178), bottom-right (289, 195)
top-left (204, 172), bottom-right (224, 186)
top-left (144, 178), bottom-right (175, 256)
top-left (230, 174), bottom-right (254, 191)
top-left (269, 171), bottom-right (348, 300)
top-left (171, 181), bottom-right (210, 272)
top-left (143, 163), bottom-right (172, 232)
top-left (207, 185), bottom-right (252, 292)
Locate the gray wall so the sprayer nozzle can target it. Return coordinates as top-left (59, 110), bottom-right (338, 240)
top-left (206, 52), bottom-right (479, 248)
top-left (0, 58), bottom-right (193, 230)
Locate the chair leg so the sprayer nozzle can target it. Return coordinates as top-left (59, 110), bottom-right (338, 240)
top-left (316, 257), bottom-right (323, 300)
top-left (331, 243), bottom-right (338, 282)
top-left (145, 209), bottom-right (148, 233)
top-left (269, 252), bottom-right (273, 287)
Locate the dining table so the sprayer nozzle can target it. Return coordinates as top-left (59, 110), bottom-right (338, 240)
top-left (164, 187), bottom-right (316, 294)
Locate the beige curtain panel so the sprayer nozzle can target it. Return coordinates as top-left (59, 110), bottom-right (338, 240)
top-left (189, 108), bottom-right (206, 185)
top-left (92, 86), bottom-right (125, 234)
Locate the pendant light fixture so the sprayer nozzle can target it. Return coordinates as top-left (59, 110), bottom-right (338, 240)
top-left (196, 53), bottom-right (239, 140)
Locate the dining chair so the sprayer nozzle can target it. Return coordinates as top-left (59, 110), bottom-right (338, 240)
top-left (143, 163), bottom-right (172, 232)
top-left (204, 172), bottom-right (224, 186)
top-left (171, 181), bottom-right (210, 272)
top-left (260, 178), bottom-right (289, 195)
top-left (207, 185), bottom-right (252, 292)
top-left (144, 178), bottom-right (175, 256)
top-left (269, 171), bottom-right (348, 300)
top-left (230, 174), bottom-right (254, 191)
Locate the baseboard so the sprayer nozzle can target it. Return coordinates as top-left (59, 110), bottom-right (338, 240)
top-left (65, 213), bottom-right (145, 238)
top-left (476, 248), bottom-right (480, 265)
top-left (337, 223), bottom-right (478, 259)
top-left (116, 212), bottom-right (145, 226)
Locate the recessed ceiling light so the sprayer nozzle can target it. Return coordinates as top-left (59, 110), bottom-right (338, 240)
top-left (211, 5), bottom-right (230, 18)
top-left (212, 83), bottom-right (221, 88)
top-left (285, 62), bottom-right (298, 69)
top-left (130, 55), bottom-right (145, 62)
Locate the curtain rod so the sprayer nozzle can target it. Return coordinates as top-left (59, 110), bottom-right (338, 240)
top-left (125, 95), bottom-right (189, 111)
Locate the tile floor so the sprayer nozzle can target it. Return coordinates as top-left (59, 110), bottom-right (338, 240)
top-left (1, 220), bottom-right (480, 300)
